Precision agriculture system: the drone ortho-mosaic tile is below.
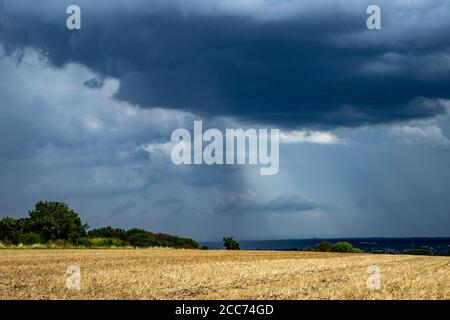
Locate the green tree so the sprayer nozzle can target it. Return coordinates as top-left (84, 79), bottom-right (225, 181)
top-left (223, 236), bottom-right (240, 250)
top-left (28, 201), bottom-right (88, 243)
top-left (330, 241), bottom-right (362, 253)
top-left (314, 241), bottom-right (333, 252)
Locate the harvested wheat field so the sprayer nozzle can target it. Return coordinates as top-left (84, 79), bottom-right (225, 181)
top-left (0, 249), bottom-right (449, 300)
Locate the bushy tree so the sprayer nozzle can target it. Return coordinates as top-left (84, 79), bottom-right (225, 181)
top-left (314, 241), bottom-right (333, 252)
top-left (330, 241), bottom-right (362, 253)
top-left (223, 236), bottom-right (240, 250)
top-left (28, 201), bottom-right (88, 243)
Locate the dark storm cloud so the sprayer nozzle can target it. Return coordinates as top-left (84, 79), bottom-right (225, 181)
top-left (1, 0), bottom-right (450, 128)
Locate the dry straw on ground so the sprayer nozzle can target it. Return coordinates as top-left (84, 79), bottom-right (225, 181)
top-left (0, 249), bottom-right (448, 299)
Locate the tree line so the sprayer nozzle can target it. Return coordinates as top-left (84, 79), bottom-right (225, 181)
top-left (0, 201), bottom-right (199, 249)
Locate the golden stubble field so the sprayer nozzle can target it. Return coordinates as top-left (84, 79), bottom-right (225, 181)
top-left (0, 249), bottom-right (449, 300)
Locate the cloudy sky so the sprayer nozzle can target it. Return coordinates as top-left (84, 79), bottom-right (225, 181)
top-left (1, 0), bottom-right (450, 241)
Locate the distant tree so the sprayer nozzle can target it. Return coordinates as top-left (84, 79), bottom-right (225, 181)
top-left (223, 237), bottom-right (240, 250)
top-left (28, 201), bottom-right (88, 243)
top-left (330, 241), bottom-right (363, 253)
top-left (314, 241), bottom-right (333, 252)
